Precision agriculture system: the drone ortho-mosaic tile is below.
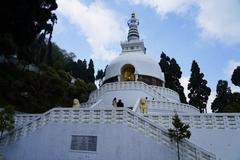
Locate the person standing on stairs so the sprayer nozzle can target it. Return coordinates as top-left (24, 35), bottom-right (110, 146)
top-left (112, 97), bottom-right (117, 107)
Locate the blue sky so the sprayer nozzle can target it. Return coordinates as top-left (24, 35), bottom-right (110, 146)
top-left (52, 0), bottom-right (240, 111)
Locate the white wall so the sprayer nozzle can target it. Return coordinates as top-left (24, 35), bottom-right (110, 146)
top-left (1, 123), bottom-right (176, 160)
top-left (189, 128), bottom-right (240, 160)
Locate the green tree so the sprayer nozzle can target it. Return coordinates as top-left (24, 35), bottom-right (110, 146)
top-left (168, 113), bottom-right (191, 160)
top-left (211, 80), bottom-right (232, 112)
top-left (0, 0), bottom-right (58, 61)
top-left (222, 92), bottom-right (240, 113)
top-left (96, 70), bottom-right (104, 80)
top-left (0, 105), bottom-right (15, 139)
top-left (188, 60), bottom-right (211, 113)
top-left (159, 52), bottom-right (187, 103)
top-left (87, 59), bottom-right (95, 83)
top-left (223, 102), bottom-right (240, 112)
top-left (231, 66), bottom-right (240, 87)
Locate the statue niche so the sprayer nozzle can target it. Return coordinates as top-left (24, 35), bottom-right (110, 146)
top-left (121, 64), bottom-right (135, 81)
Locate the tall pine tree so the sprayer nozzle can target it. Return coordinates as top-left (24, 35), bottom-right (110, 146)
top-left (96, 70), bottom-right (104, 80)
top-left (231, 66), bottom-right (240, 87)
top-left (159, 52), bottom-right (187, 103)
top-left (87, 59), bottom-right (95, 83)
top-left (211, 80), bottom-right (232, 112)
top-left (188, 60), bottom-right (211, 113)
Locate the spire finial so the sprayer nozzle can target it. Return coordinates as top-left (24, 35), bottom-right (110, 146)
top-left (127, 12), bottom-right (140, 41)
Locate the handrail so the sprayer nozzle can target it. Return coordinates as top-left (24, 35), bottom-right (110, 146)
top-left (147, 100), bottom-right (199, 113)
top-left (90, 99), bottom-right (102, 108)
top-left (88, 81), bottom-right (173, 103)
top-left (14, 114), bottom-right (41, 127)
top-left (144, 112), bottom-right (240, 130)
top-left (80, 101), bottom-right (96, 108)
top-left (133, 98), bottom-right (141, 112)
top-left (1, 108), bottom-right (216, 160)
top-left (126, 109), bottom-right (216, 159)
top-left (150, 85), bottom-right (180, 101)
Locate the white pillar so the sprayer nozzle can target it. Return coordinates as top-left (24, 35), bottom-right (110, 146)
top-left (135, 74), bottom-right (138, 81)
top-left (118, 75), bottom-right (121, 81)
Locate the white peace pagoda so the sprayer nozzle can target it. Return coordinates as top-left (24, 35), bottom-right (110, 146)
top-left (0, 13), bottom-right (240, 160)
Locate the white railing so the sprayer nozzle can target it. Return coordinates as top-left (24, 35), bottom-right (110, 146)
top-left (14, 114), bottom-right (41, 127)
top-left (151, 85), bottom-right (180, 101)
top-left (80, 101), bottom-right (96, 108)
top-left (1, 108), bottom-right (216, 160)
top-left (133, 98), bottom-right (141, 112)
top-left (13, 101), bottom-right (103, 127)
top-left (144, 113), bottom-right (240, 130)
top-left (147, 100), bottom-right (199, 113)
top-left (90, 99), bottom-right (103, 108)
top-left (88, 81), bottom-right (171, 103)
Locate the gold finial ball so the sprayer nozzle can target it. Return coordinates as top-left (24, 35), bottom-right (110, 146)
top-left (72, 98), bottom-right (80, 108)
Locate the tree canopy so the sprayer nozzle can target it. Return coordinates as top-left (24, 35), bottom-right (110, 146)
top-left (0, 0), bottom-right (57, 59)
top-left (231, 66), bottom-right (240, 87)
top-left (159, 52), bottom-right (187, 103)
top-left (0, 105), bottom-right (14, 139)
top-left (96, 70), bottom-right (104, 81)
top-left (211, 80), bottom-right (232, 112)
top-left (188, 60), bottom-right (211, 113)
top-left (0, 42), bottom-right (97, 113)
top-left (0, 1), bottom-right (98, 113)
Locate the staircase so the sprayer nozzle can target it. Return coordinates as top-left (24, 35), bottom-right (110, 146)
top-left (1, 107), bottom-right (216, 160)
top-left (88, 81), bottom-right (172, 103)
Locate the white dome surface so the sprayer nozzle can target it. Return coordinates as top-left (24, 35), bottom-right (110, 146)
top-left (105, 51), bottom-right (165, 81)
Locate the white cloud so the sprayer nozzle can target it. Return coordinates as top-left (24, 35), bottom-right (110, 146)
top-left (197, 0), bottom-right (240, 45)
top-left (129, 0), bottom-right (240, 45)
top-left (224, 60), bottom-right (240, 79)
top-left (56, 0), bottom-right (125, 61)
top-left (129, 0), bottom-right (195, 17)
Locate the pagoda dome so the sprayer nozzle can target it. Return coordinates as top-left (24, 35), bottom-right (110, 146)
top-left (103, 13), bottom-right (165, 86)
top-left (104, 51), bottom-right (165, 85)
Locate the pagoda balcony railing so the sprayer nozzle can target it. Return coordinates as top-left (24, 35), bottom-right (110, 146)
top-left (14, 113), bottom-right (41, 128)
top-left (147, 100), bottom-right (199, 113)
top-left (150, 85), bottom-right (179, 101)
top-left (88, 81), bottom-right (178, 103)
top-left (1, 108), bottom-right (216, 160)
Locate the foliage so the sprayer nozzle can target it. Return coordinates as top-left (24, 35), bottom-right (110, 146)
top-left (65, 59), bottom-right (95, 83)
top-left (223, 92), bottom-right (240, 113)
top-left (188, 60), bottom-right (211, 113)
top-left (231, 66), bottom-right (240, 87)
top-left (0, 60), bottom-right (96, 113)
top-left (168, 113), bottom-right (191, 160)
top-left (211, 80), bottom-right (232, 112)
top-left (159, 52), bottom-right (187, 103)
top-left (96, 70), bottom-right (104, 80)
top-left (87, 59), bottom-right (95, 83)
top-left (0, 105), bottom-right (15, 139)
top-left (223, 102), bottom-right (240, 112)
top-left (0, 0), bottom-right (58, 61)
top-left (0, 1), bottom-right (97, 114)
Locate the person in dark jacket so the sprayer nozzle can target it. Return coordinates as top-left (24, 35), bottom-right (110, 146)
top-left (117, 99), bottom-right (124, 107)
